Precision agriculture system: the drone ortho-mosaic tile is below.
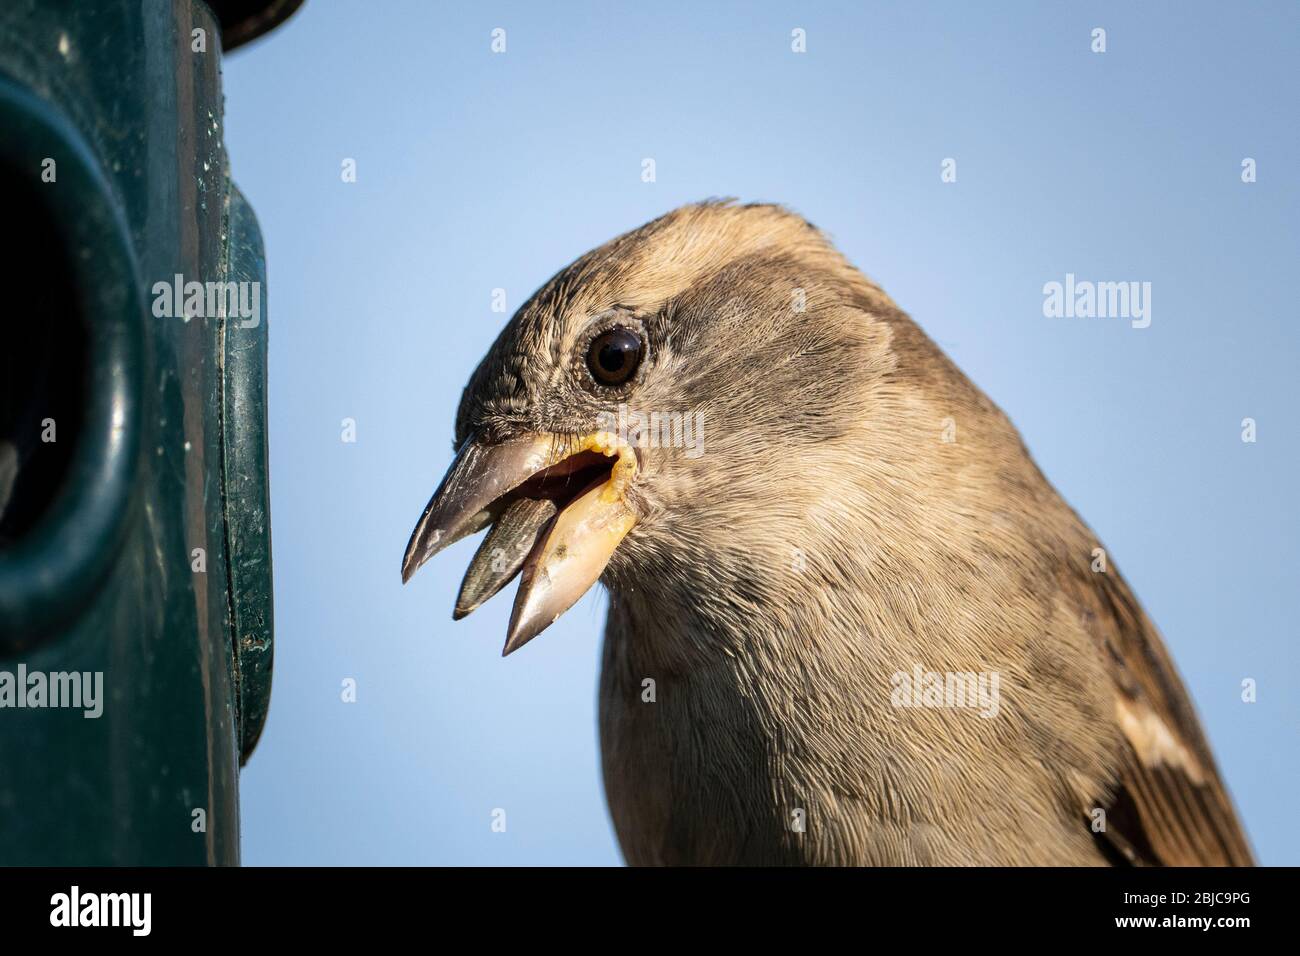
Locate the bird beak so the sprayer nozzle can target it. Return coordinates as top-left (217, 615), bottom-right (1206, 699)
top-left (401, 431), bottom-right (638, 654)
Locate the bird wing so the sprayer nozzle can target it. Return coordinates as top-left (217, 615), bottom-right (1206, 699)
top-left (1068, 565), bottom-right (1254, 865)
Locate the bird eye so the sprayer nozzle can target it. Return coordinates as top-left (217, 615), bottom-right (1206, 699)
top-left (586, 326), bottom-right (643, 386)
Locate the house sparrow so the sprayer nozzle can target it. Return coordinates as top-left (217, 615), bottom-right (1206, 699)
top-left (402, 201), bottom-right (1253, 866)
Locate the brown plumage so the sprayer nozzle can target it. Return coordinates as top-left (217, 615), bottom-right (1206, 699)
top-left (403, 200), bottom-right (1253, 866)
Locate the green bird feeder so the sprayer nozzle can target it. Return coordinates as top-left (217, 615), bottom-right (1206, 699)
top-left (0, 0), bottom-right (300, 865)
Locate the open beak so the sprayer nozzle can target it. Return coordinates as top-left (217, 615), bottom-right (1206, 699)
top-left (401, 431), bottom-right (637, 654)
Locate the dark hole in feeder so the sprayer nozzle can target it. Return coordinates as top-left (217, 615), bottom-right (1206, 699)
top-left (0, 159), bottom-right (89, 547)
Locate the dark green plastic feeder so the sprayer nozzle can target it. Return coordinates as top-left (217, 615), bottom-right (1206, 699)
top-left (0, 0), bottom-right (299, 865)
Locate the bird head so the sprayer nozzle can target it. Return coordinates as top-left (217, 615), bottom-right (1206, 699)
top-left (401, 200), bottom-right (930, 655)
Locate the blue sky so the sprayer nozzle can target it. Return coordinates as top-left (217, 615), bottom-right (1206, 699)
top-left (223, 0), bottom-right (1299, 865)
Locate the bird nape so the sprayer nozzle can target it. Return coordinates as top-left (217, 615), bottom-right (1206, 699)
top-left (401, 200), bottom-right (1253, 867)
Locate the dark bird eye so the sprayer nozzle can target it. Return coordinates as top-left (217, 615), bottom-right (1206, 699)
top-left (586, 326), bottom-right (643, 386)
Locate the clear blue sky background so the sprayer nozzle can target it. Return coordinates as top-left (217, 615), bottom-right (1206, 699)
top-left (223, 0), bottom-right (1299, 865)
